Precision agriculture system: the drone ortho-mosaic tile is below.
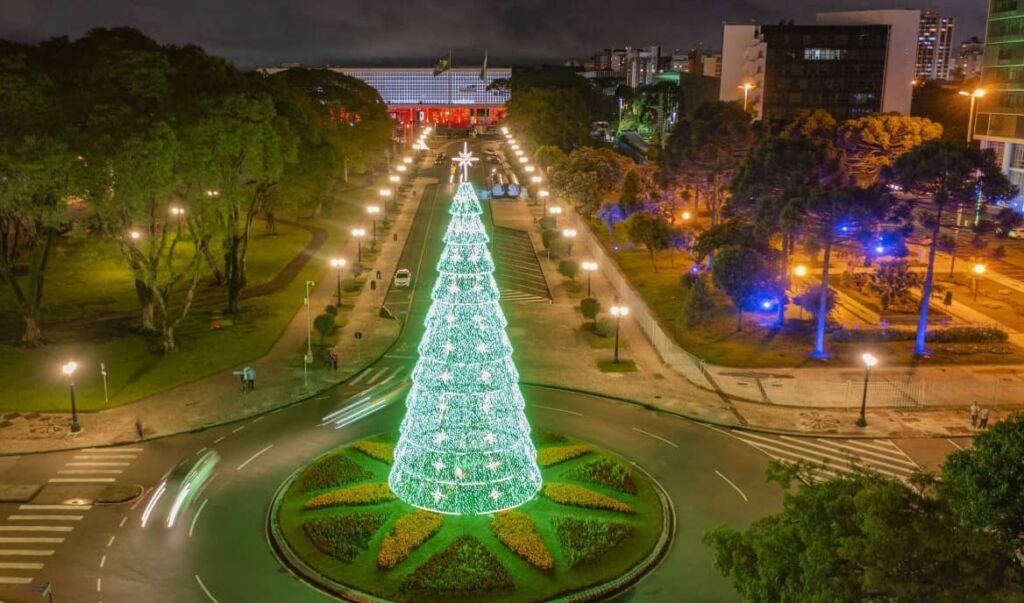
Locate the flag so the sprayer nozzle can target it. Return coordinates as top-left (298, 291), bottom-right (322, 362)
top-left (433, 51), bottom-right (451, 77)
top-left (479, 49), bottom-right (488, 81)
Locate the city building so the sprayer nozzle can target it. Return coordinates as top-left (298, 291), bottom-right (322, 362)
top-left (669, 48), bottom-right (722, 77)
top-left (974, 0), bottom-right (1024, 206)
top-left (720, 10), bottom-right (919, 121)
top-left (957, 36), bottom-right (985, 81)
top-left (916, 11), bottom-right (956, 81)
top-left (625, 46), bottom-right (662, 88)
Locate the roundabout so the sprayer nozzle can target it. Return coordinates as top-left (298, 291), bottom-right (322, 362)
top-left (269, 434), bottom-right (673, 603)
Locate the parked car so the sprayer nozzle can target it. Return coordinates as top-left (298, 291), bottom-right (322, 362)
top-left (1008, 226), bottom-right (1024, 239)
top-left (141, 448), bottom-right (220, 529)
top-left (394, 268), bottom-right (412, 287)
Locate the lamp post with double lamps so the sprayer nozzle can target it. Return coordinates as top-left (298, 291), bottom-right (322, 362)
top-left (610, 305), bottom-right (629, 364)
top-left (562, 229), bottom-right (577, 256)
top-left (959, 88), bottom-right (986, 144)
top-left (581, 261), bottom-right (598, 296)
top-left (548, 204), bottom-right (561, 227)
top-left (856, 353), bottom-right (878, 427)
top-left (352, 228), bottom-right (366, 265)
top-left (330, 258), bottom-right (346, 306)
top-left (366, 205), bottom-right (381, 248)
top-left (62, 361), bottom-right (81, 433)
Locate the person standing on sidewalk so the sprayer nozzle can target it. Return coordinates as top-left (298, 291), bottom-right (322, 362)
top-left (330, 349), bottom-right (339, 373)
top-left (970, 401), bottom-right (980, 428)
top-left (244, 366), bottom-right (255, 391)
top-left (979, 407), bottom-right (990, 430)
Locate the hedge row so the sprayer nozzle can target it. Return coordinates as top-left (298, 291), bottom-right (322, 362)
top-left (377, 510), bottom-right (443, 569)
top-left (304, 482), bottom-right (395, 510)
top-left (301, 454), bottom-right (372, 492)
top-left (831, 326), bottom-right (1008, 344)
top-left (554, 517), bottom-right (633, 567)
top-left (567, 457), bottom-right (638, 495)
top-left (352, 440), bottom-right (395, 464)
top-left (491, 511), bottom-right (554, 571)
top-left (303, 512), bottom-right (387, 562)
top-left (543, 482), bottom-right (634, 514)
top-left (537, 444), bottom-right (592, 467)
top-left (401, 535), bottom-right (513, 595)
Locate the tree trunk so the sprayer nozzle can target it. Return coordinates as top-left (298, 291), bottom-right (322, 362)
top-left (203, 246), bottom-right (224, 285)
top-left (948, 253), bottom-right (956, 278)
top-left (15, 227), bottom-right (55, 347)
top-left (135, 279), bottom-right (156, 332)
top-left (649, 248), bottom-right (658, 273)
top-left (776, 233), bottom-right (789, 329)
top-left (915, 208), bottom-right (943, 356)
top-left (265, 211), bottom-right (277, 235)
top-left (20, 315), bottom-right (42, 347)
top-left (813, 235), bottom-right (832, 358)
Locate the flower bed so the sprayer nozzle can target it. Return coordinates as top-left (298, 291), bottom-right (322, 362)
top-left (400, 535), bottom-right (513, 596)
top-left (378, 510), bottom-right (444, 569)
top-left (304, 482), bottom-right (395, 509)
top-left (301, 454), bottom-right (372, 492)
top-left (352, 440), bottom-right (395, 464)
top-left (543, 482), bottom-right (633, 514)
top-left (491, 511), bottom-right (554, 571)
top-left (554, 518), bottom-right (633, 567)
top-left (303, 512), bottom-right (388, 562)
top-left (537, 444), bottom-right (592, 467)
top-left (567, 457), bottom-right (638, 495)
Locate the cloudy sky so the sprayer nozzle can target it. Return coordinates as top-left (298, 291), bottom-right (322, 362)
top-left (1, 0), bottom-right (987, 68)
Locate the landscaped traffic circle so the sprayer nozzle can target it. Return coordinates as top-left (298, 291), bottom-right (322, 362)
top-left (268, 433), bottom-right (673, 603)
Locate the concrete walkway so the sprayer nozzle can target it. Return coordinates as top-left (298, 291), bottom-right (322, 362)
top-left (0, 159), bottom-right (435, 455)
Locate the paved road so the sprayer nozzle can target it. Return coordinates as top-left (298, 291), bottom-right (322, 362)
top-left (0, 139), bottom-right (968, 603)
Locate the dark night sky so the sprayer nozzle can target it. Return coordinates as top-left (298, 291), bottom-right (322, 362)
top-left (1, 0), bottom-right (987, 68)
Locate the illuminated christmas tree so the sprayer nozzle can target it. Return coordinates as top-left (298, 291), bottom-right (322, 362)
top-left (388, 179), bottom-right (542, 515)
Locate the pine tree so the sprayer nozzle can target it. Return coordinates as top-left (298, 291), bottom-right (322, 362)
top-left (389, 183), bottom-right (542, 515)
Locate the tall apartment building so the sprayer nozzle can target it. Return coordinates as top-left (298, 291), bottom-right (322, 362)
top-left (916, 11), bottom-right (956, 81)
top-left (957, 36), bottom-right (985, 80)
top-left (974, 0), bottom-right (1024, 206)
top-left (719, 10), bottom-right (918, 121)
top-left (624, 46), bottom-right (661, 88)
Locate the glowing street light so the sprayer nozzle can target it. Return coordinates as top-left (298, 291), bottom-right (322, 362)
top-left (794, 264), bottom-right (808, 277)
top-left (581, 260), bottom-right (598, 296)
top-left (402, 156), bottom-right (413, 164)
top-left (972, 262), bottom-right (987, 301)
top-left (170, 207), bottom-right (185, 217)
top-left (61, 361), bottom-right (81, 433)
top-left (524, 165), bottom-right (535, 173)
top-left (547, 204), bottom-right (561, 226)
top-left (518, 156), bottom-right (528, 164)
top-left (501, 126), bottom-right (509, 134)
top-left (514, 149), bottom-right (524, 156)
top-left (739, 82), bottom-right (756, 112)
top-left (129, 230), bottom-right (142, 241)
top-left (366, 205), bottom-right (381, 246)
top-left (530, 175), bottom-right (543, 184)
top-left (389, 175), bottom-right (400, 184)
top-left (204, 189), bottom-right (220, 198)
top-left (610, 305), bottom-right (630, 364)
top-left (329, 258), bottom-right (347, 305)
top-left (959, 88), bottom-right (987, 144)
top-left (397, 164), bottom-right (408, 173)
top-left (681, 210), bottom-right (692, 221)
top-left (351, 228), bottom-right (366, 264)
top-left (856, 352), bottom-right (878, 427)
top-left (562, 228), bottom-right (577, 256)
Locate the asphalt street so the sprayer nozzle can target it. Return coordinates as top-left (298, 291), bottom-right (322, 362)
top-left (0, 138), bottom-right (967, 603)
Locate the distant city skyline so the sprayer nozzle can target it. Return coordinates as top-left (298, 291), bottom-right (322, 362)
top-left (1, 0), bottom-right (985, 69)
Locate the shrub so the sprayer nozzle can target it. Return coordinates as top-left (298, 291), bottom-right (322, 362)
top-left (491, 511), bottom-right (554, 570)
top-left (304, 482), bottom-right (395, 509)
top-left (539, 216), bottom-right (556, 230)
top-left (580, 297), bottom-right (601, 323)
top-left (341, 277), bottom-right (364, 293)
top-left (563, 279), bottom-right (583, 294)
top-left (537, 444), bottom-right (592, 467)
top-left (313, 313), bottom-right (336, 344)
top-left (378, 510), bottom-right (443, 569)
top-left (303, 513), bottom-right (387, 562)
top-left (353, 440), bottom-right (395, 464)
top-left (543, 482), bottom-right (634, 513)
top-left (567, 457), bottom-right (638, 495)
top-left (400, 535), bottom-right (513, 595)
top-left (302, 454), bottom-right (371, 492)
top-left (554, 517), bottom-right (633, 567)
top-left (793, 285), bottom-right (836, 318)
top-left (559, 259), bottom-right (579, 280)
top-left (541, 229), bottom-right (558, 250)
top-left (682, 277), bottom-right (714, 327)
top-left (831, 326), bottom-right (1007, 344)
top-left (864, 260), bottom-right (919, 309)
top-left (533, 432), bottom-right (569, 445)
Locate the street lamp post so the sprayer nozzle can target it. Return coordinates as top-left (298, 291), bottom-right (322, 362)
top-left (379, 187), bottom-right (392, 218)
top-left (856, 352), bottom-right (877, 427)
top-left (539, 190), bottom-right (550, 214)
top-left (352, 228), bottom-right (366, 265)
top-left (739, 82), bottom-right (755, 112)
top-left (62, 361), bottom-right (81, 433)
top-left (562, 229), bottom-right (577, 256)
top-left (330, 258), bottom-right (346, 306)
top-left (548, 204), bottom-right (561, 227)
top-left (959, 88), bottom-right (987, 144)
top-left (304, 280), bottom-right (315, 388)
top-left (972, 262), bottom-right (986, 301)
top-left (793, 264), bottom-right (808, 319)
top-left (582, 261), bottom-right (598, 296)
top-left (610, 306), bottom-right (629, 364)
top-left (366, 205), bottom-right (381, 248)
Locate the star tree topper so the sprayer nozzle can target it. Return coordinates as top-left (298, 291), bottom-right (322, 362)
top-left (454, 142), bottom-right (479, 183)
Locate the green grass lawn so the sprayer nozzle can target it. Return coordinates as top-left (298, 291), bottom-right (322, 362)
top-left (277, 434), bottom-right (666, 603)
top-left (0, 180), bottom-right (380, 411)
top-left (592, 225), bottom-right (1024, 368)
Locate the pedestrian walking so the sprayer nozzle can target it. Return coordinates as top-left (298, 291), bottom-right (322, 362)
top-left (979, 407), bottom-right (990, 430)
top-left (970, 401), bottom-right (979, 428)
top-left (330, 350), bottom-right (339, 372)
top-left (324, 349), bottom-right (333, 369)
top-left (244, 366), bottom-right (255, 391)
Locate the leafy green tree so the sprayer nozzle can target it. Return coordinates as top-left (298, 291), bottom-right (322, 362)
top-left (941, 412), bottom-right (1024, 550)
top-left (888, 142), bottom-right (1016, 356)
top-left (681, 277), bottom-right (714, 328)
top-left (703, 466), bottom-right (1022, 602)
top-left (313, 313), bottom-right (335, 345)
top-left (836, 114), bottom-right (943, 186)
top-left (508, 88), bottom-right (591, 150)
top-left (558, 259), bottom-right (578, 280)
top-left (911, 82), bottom-right (971, 143)
top-left (618, 169), bottom-right (642, 214)
top-left (711, 245), bottom-right (781, 331)
top-left (580, 297), bottom-right (601, 325)
top-left (626, 211), bottom-right (671, 272)
top-left (549, 147), bottom-right (631, 221)
top-left (533, 145), bottom-right (567, 175)
top-left (864, 260), bottom-right (919, 310)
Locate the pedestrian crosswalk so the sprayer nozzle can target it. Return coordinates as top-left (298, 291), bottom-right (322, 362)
top-left (730, 430), bottom-right (920, 482)
top-left (0, 446), bottom-right (141, 587)
top-left (347, 365), bottom-right (406, 388)
top-left (499, 287), bottom-right (551, 304)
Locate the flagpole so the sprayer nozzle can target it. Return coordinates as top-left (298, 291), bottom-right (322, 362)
top-left (448, 50), bottom-right (453, 129)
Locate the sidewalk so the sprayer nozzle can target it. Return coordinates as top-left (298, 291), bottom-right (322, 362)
top-left (0, 160), bottom-right (434, 455)
top-left (494, 197), bottom-right (1020, 438)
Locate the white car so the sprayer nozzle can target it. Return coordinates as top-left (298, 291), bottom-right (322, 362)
top-left (394, 269), bottom-right (411, 287)
top-left (1008, 227), bottom-right (1024, 239)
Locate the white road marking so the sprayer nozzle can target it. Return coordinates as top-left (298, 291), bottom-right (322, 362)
top-left (213, 436), bottom-right (226, 444)
top-left (0, 537), bottom-right (63, 544)
top-left (364, 366), bottom-right (390, 384)
top-left (119, 516), bottom-right (127, 528)
top-left (348, 368), bottom-right (372, 386)
top-left (0, 562), bottom-right (44, 570)
top-left (251, 416), bottom-right (263, 423)
top-left (58, 470), bottom-right (123, 474)
top-left (100, 555), bottom-right (106, 568)
top-left (0, 527), bottom-right (73, 532)
top-left (231, 426), bottom-right (245, 434)
top-left (107, 535), bottom-right (115, 547)
top-left (196, 574), bottom-right (221, 603)
top-left (189, 498), bottom-right (208, 538)
top-left (19, 505), bottom-right (92, 511)
top-left (130, 487), bottom-right (153, 511)
top-left (8, 516), bottom-right (82, 522)
top-left (733, 433), bottom-right (909, 481)
top-left (0, 577), bottom-right (33, 584)
top-left (0, 550), bottom-right (54, 556)
top-left (946, 438), bottom-right (964, 451)
top-left (631, 427), bottom-right (679, 448)
top-left (714, 470), bottom-right (749, 502)
top-left (236, 445), bottom-right (274, 471)
top-left (82, 447), bottom-right (143, 452)
top-left (532, 404), bottom-right (583, 417)
top-left (48, 478), bottom-right (115, 483)
top-left (73, 455), bottom-right (136, 460)
top-left (65, 462), bottom-right (129, 467)
top-left (97, 577), bottom-right (102, 592)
